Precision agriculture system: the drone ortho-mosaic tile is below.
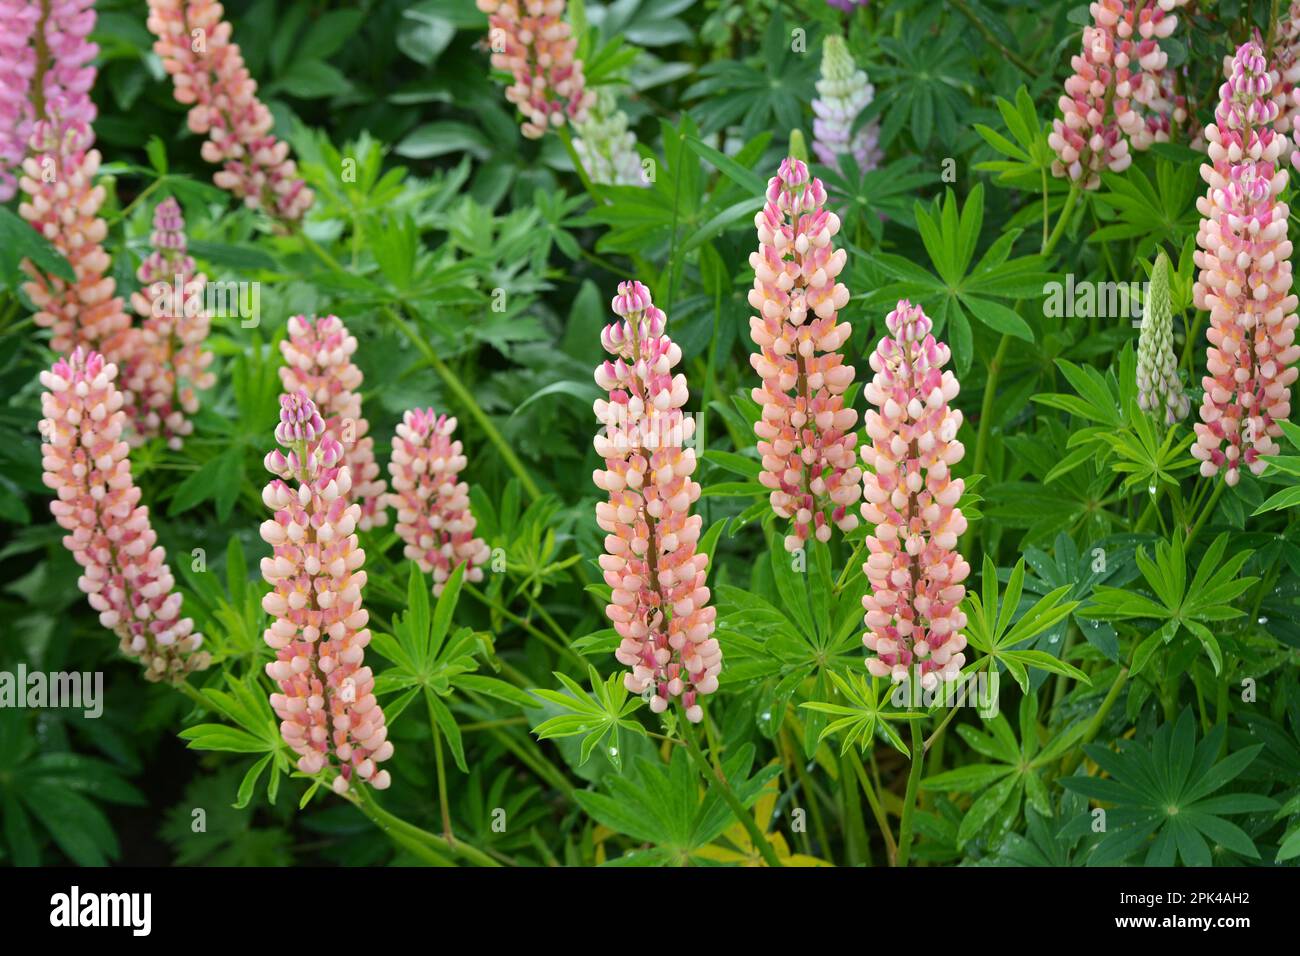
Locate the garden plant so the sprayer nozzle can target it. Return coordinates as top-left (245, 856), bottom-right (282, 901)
top-left (0, 0), bottom-right (1298, 878)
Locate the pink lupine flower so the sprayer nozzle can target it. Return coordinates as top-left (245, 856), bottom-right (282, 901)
top-left (122, 198), bottom-right (215, 449)
top-left (593, 281), bottom-right (720, 723)
top-left (812, 36), bottom-right (882, 172)
top-left (146, 0), bottom-right (313, 222)
top-left (0, 0), bottom-right (39, 201)
top-left (1271, 4), bottom-right (1300, 137)
top-left (476, 0), bottom-right (595, 139)
top-left (278, 315), bottom-right (387, 530)
top-left (859, 300), bottom-right (970, 690)
top-left (1049, 0), bottom-right (1189, 190)
top-left (259, 390), bottom-right (392, 793)
top-left (387, 409), bottom-right (491, 597)
top-left (1192, 41), bottom-right (1300, 486)
top-left (19, 121), bottom-right (133, 359)
top-left (748, 157), bottom-right (861, 553)
top-left (39, 348), bottom-right (209, 681)
top-left (15, 0), bottom-right (132, 360)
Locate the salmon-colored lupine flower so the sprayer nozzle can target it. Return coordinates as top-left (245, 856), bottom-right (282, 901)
top-left (16, 0), bottom-right (132, 359)
top-left (476, 0), bottom-right (594, 139)
top-left (594, 281), bottom-right (720, 722)
top-left (860, 300), bottom-right (970, 689)
top-left (146, 0), bottom-right (313, 221)
top-left (122, 198), bottom-right (215, 448)
top-left (20, 120), bottom-right (133, 360)
top-left (39, 348), bottom-right (209, 680)
top-left (1049, 0), bottom-right (1189, 190)
top-left (812, 36), bottom-right (882, 172)
top-left (748, 157), bottom-right (861, 553)
top-left (1192, 41), bottom-right (1300, 486)
top-left (386, 409), bottom-right (491, 597)
top-left (259, 390), bottom-right (392, 793)
top-left (0, 0), bottom-right (39, 201)
top-left (278, 315), bottom-right (387, 530)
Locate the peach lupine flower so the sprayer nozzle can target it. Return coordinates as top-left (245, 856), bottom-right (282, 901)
top-left (278, 315), bottom-right (387, 530)
top-left (145, 0), bottom-right (313, 222)
top-left (476, 0), bottom-right (594, 139)
top-left (1192, 41), bottom-right (1300, 486)
top-left (122, 198), bottom-right (215, 448)
top-left (860, 300), bottom-right (970, 689)
top-left (19, 120), bottom-right (133, 360)
top-left (1049, 0), bottom-right (1189, 190)
top-left (39, 348), bottom-right (209, 681)
top-left (259, 390), bottom-right (392, 793)
top-left (593, 281), bottom-right (720, 723)
top-left (386, 409), bottom-right (491, 597)
top-left (748, 157), bottom-right (861, 553)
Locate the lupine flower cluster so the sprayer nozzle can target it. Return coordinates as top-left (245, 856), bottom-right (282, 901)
top-left (259, 391), bottom-right (392, 793)
top-left (1272, 3), bottom-right (1300, 139)
top-left (279, 315), bottom-right (388, 530)
top-left (121, 198), bottom-right (215, 449)
top-left (859, 301), bottom-right (970, 688)
top-left (1049, 0), bottom-right (1189, 189)
top-left (1191, 41), bottom-right (1300, 486)
top-left (39, 349), bottom-right (209, 680)
top-left (146, 0), bottom-right (313, 221)
top-left (14, 0), bottom-right (132, 360)
top-left (0, 0), bottom-right (39, 200)
top-left (573, 88), bottom-right (646, 187)
top-left (1136, 252), bottom-right (1189, 426)
top-left (812, 36), bottom-right (882, 172)
top-left (387, 409), bottom-right (491, 597)
top-left (476, 0), bottom-right (594, 139)
top-left (593, 281), bottom-right (720, 722)
top-left (748, 157), bottom-right (861, 553)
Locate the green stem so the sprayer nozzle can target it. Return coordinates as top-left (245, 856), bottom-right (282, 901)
top-left (1061, 666), bottom-right (1129, 775)
top-left (680, 715), bottom-right (784, 867)
top-left (894, 720), bottom-right (927, 867)
top-left (349, 783), bottom-right (501, 867)
top-left (1042, 185), bottom-right (1081, 258)
top-left (431, 719), bottom-right (453, 841)
top-left (847, 748), bottom-right (899, 864)
top-left (1186, 478), bottom-right (1227, 548)
top-left (382, 305), bottom-right (543, 501)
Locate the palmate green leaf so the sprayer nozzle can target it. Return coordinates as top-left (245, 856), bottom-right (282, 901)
top-left (1079, 533), bottom-right (1256, 675)
top-left (799, 669), bottom-right (924, 758)
top-left (1063, 710), bottom-right (1274, 866)
top-left (530, 666), bottom-right (646, 770)
top-left (963, 557), bottom-right (1084, 691)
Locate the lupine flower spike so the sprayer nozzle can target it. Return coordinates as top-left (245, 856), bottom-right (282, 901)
top-left (1049, 0), bottom-right (1189, 190)
top-left (812, 36), bottom-right (882, 172)
top-left (122, 198), bottom-right (215, 448)
top-left (860, 300), bottom-right (970, 689)
top-left (593, 281), bottom-right (720, 723)
top-left (1136, 251), bottom-right (1189, 426)
top-left (146, 0), bottom-right (313, 221)
top-left (476, 0), bottom-right (594, 139)
top-left (1192, 41), bottom-right (1300, 487)
top-left (260, 390), bottom-right (392, 793)
top-left (1273, 3), bottom-right (1300, 140)
top-left (39, 349), bottom-right (209, 680)
top-left (749, 157), bottom-right (861, 553)
top-left (0, 0), bottom-right (39, 201)
top-left (279, 315), bottom-right (388, 530)
top-left (387, 409), bottom-right (491, 597)
top-left (17, 0), bottom-right (132, 359)
top-left (573, 87), bottom-right (646, 187)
